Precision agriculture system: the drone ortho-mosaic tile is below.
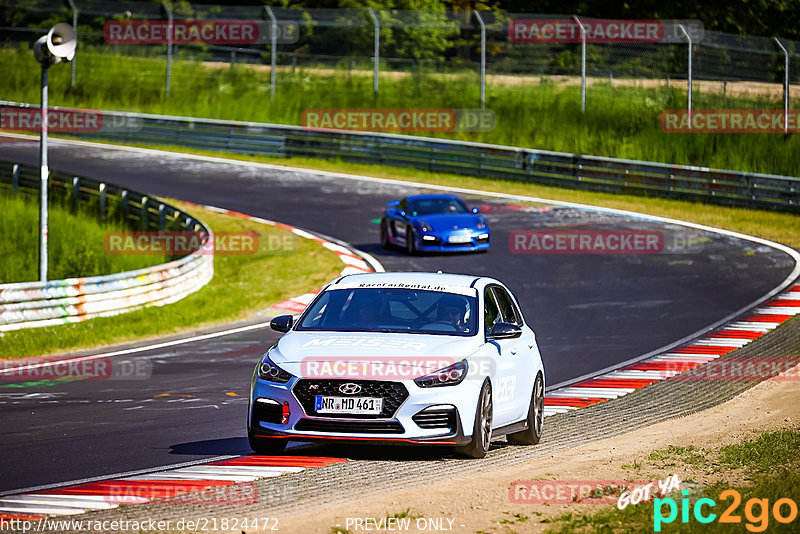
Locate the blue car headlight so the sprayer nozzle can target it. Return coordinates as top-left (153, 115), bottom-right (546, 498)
top-left (414, 360), bottom-right (468, 388)
top-left (417, 220), bottom-right (434, 233)
top-left (258, 354), bottom-right (292, 383)
top-left (476, 219), bottom-right (487, 230)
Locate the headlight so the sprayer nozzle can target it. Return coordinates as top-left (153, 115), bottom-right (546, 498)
top-left (476, 219), bottom-right (487, 230)
top-left (418, 220), bottom-right (434, 233)
top-left (258, 354), bottom-right (292, 383)
top-left (414, 360), bottom-right (468, 388)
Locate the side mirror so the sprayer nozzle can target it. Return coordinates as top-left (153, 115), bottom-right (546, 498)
top-left (387, 200), bottom-right (400, 207)
top-left (487, 321), bottom-right (522, 340)
top-left (270, 314), bottom-right (293, 333)
top-left (472, 207), bottom-right (479, 214)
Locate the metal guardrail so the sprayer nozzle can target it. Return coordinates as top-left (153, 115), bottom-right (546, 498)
top-left (0, 159), bottom-right (214, 332)
top-left (2, 101), bottom-right (799, 213)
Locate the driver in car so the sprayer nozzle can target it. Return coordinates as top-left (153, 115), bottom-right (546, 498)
top-left (436, 295), bottom-right (468, 332)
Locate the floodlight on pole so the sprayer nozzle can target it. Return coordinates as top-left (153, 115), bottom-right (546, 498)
top-left (33, 23), bottom-right (77, 282)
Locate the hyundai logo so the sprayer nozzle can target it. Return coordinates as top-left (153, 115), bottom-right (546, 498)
top-left (339, 382), bottom-right (362, 395)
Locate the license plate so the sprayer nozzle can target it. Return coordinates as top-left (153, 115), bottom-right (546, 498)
top-left (314, 396), bottom-right (383, 414)
top-left (448, 235), bottom-right (472, 243)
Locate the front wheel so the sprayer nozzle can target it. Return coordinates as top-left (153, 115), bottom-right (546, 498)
top-left (380, 220), bottom-right (391, 250)
top-left (248, 431), bottom-right (287, 455)
top-left (406, 226), bottom-right (417, 255)
top-left (507, 373), bottom-right (544, 445)
top-left (455, 380), bottom-right (492, 459)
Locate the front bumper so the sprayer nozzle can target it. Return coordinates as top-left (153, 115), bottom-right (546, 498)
top-left (248, 375), bottom-right (480, 446)
top-left (417, 231), bottom-right (490, 252)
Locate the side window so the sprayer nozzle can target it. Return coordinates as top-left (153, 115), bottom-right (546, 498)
top-left (483, 286), bottom-right (501, 331)
top-left (493, 286), bottom-right (522, 326)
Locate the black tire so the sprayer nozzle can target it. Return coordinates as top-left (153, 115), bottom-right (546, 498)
top-left (406, 225), bottom-right (417, 255)
top-left (455, 380), bottom-right (492, 459)
top-left (380, 220), bottom-right (391, 250)
top-left (507, 373), bottom-right (544, 445)
top-left (248, 431), bottom-right (287, 455)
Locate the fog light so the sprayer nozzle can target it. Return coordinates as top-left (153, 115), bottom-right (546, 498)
top-left (478, 233), bottom-right (489, 239)
top-left (422, 235), bottom-right (436, 241)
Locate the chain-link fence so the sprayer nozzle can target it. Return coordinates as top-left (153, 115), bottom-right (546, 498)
top-left (1, 1), bottom-right (798, 111)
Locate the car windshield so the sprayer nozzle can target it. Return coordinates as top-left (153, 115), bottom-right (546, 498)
top-left (297, 287), bottom-right (477, 336)
top-left (408, 197), bottom-right (469, 216)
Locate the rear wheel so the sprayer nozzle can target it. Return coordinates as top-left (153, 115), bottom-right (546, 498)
top-left (455, 380), bottom-right (492, 459)
top-left (406, 226), bottom-right (417, 255)
top-left (507, 373), bottom-right (544, 445)
top-left (248, 431), bottom-right (287, 455)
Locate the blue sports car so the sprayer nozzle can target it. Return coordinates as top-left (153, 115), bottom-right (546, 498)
top-left (380, 194), bottom-right (490, 253)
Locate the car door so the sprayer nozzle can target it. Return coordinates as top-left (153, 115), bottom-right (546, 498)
top-left (491, 285), bottom-right (536, 423)
top-left (483, 285), bottom-right (518, 427)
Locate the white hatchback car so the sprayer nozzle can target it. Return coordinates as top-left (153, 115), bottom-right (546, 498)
top-left (248, 272), bottom-right (545, 458)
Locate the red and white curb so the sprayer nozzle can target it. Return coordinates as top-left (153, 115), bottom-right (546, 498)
top-left (197, 204), bottom-right (381, 315)
top-left (543, 283), bottom-right (800, 416)
top-left (0, 456), bottom-right (346, 519)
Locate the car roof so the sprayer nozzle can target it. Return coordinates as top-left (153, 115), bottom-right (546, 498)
top-left (331, 271), bottom-right (493, 290)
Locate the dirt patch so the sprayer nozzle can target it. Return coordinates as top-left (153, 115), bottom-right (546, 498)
top-left (280, 370), bottom-right (800, 533)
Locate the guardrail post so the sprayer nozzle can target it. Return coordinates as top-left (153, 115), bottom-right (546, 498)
top-left (121, 189), bottom-right (129, 221)
top-left (368, 8), bottom-right (380, 97)
top-left (185, 216), bottom-right (194, 230)
top-left (72, 177), bottom-right (80, 212)
top-left (99, 182), bottom-right (106, 221)
top-left (573, 16), bottom-right (587, 113)
top-left (265, 6), bottom-right (278, 99)
top-left (773, 37), bottom-right (789, 134)
top-left (141, 196), bottom-right (148, 230)
top-left (677, 24), bottom-right (692, 127)
top-left (67, 0), bottom-right (77, 87)
top-left (474, 10), bottom-right (486, 108)
top-left (162, 2), bottom-right (173, 98)
top-left (158, 203), bottom-right (166, 230)
top-left (12, 164), bottom-right (19, 195)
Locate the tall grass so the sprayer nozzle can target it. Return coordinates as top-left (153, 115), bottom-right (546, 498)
top-left (0, 190), bottom-right (169, 283)
top-left (2, 46), bottom-right (798, 176)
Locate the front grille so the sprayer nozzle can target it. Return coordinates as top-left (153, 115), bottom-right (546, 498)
top-left (252, 400), bottom-right (282, 424)
top-left (292, 379), bottom-right (409, 419)
top-left (295, 419), bottom-right (405, 434)
top-left (443, 240), bottom-right (474, 247)
top-left (412, 406), bottom-right (457, 429)
top-left (475, 236), bottom-right (489, 244)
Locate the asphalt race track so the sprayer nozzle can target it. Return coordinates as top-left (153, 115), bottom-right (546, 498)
top-left (0, 136), bottom-right (795, 494)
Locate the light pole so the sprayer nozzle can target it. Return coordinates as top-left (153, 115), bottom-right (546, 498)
top-left (33, 23), bottom-right (77, 282)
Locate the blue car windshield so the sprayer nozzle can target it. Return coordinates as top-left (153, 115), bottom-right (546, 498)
top-left (297, 288), bottom-right (477, 336)
top-left (409, 197), bottom-right (469, 216)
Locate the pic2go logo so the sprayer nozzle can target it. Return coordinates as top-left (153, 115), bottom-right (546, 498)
top-left (653, 489), bottom-right (799, 532)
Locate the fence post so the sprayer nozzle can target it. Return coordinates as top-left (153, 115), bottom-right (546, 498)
top-left (12, 164), bottom-right (19, 194)
top-left (573, 16), bottom-right (587, 112)
top-left (774, 37), bottom-right (789, 134)
top-left (368, 8), bottom-right (380, 97)
top-left (99, 182), bottom-right (106, 220)
top-left (677, 24), bottom-right (692, 127)
top-left (72, 176), bottom-right (80, 212)
top-left (474, 10), bottom-right (486, 108)
top-left (67, 0), bottom-right (77, 87)
top-left (265, 6), bottom-right (278, 99)
top-left (162, 2), bottom-right (172, 97)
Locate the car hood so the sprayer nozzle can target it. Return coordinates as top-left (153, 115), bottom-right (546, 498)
top-left (270, 330), bottom-right (482, 378)
top-left (411, 213), bottom-right (483, 231)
